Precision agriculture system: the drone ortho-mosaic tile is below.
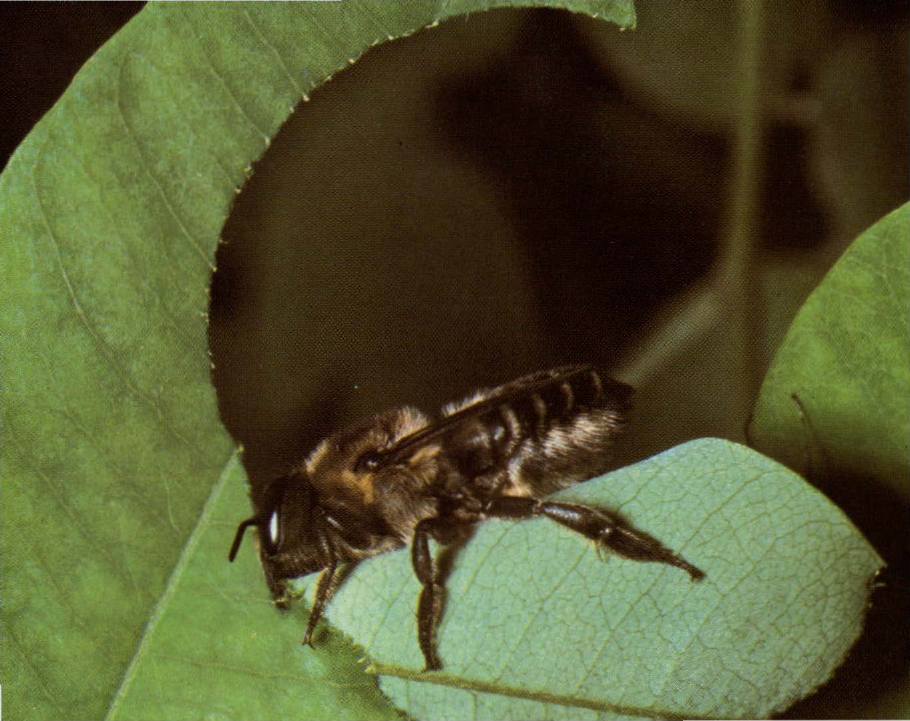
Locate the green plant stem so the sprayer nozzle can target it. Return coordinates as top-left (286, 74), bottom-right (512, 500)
top-left (718, 0), bottom-right (767, 418)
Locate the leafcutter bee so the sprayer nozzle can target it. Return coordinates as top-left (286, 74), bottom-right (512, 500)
top-left (229, 365), bottom-right (704, 670)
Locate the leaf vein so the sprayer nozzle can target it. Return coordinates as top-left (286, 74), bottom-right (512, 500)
top-left (31, 131), bottom-right (205, 461)
top-left (6, 433), bottom-right (139, 593)
top-left (104, 448), bottom-right (242, 720)
top-left (241, 9), bottom-right (305, 98)
top-left (372, 662), bottom-right (722, 720)
top-left (114, 48), bottom-right (215, 271)
top-left (191, 22), bottom-right (273, 147)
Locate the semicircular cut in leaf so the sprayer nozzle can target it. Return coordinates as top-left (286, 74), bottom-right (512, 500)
top-left (295, 438), bottom-right (883, 720)
top-left (750, 202), bottom-right (910, 500)
top-left (0, 2), bottom-right (634, 720)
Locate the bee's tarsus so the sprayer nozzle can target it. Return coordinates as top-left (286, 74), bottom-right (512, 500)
top-left (485, 497), bottom-right (705, 582)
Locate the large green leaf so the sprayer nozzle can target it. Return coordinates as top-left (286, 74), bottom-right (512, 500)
top-left (749, 202), bottom-right (910, 498)
top-left (0, 3), bottom-right (635, 720)
top-left (295, 439), bottom-right (881, 720)
top-left (105, 453), bottom-right (400, 721)
top-left (748, 202), bottom-right (910, 718)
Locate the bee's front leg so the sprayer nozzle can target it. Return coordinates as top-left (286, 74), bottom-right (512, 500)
top-left (487, 496), bottom-right (705, 581)
top-left (412, 518), bottom-right (446, 671)
top-left (262, 563), bottom-right (294, 611)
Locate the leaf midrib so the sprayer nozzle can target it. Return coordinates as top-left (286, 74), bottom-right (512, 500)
top-left (103, 448), bottom-right (243, 720)
top-left (370, 662), bottom-right (723, 720)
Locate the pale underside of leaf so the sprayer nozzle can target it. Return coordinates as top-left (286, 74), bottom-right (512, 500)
top-left (296, 438), bottom-right (882, 720)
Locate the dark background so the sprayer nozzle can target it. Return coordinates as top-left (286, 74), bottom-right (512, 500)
top-left (3, 3), bottom-right (907, 718)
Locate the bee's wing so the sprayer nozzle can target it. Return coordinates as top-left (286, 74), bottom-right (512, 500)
top-left (379, 365), bottom-right (632, 468)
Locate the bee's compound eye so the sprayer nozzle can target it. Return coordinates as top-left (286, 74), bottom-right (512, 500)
top-left (355, 449), bottom-right (382, 472)
top-left (268, 510), bottom-right (279, 546)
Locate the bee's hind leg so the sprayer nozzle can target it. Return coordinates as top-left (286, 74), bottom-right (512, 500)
top-left (487, 496), bottom-right (705, 581)
top-left (412, 518), bottom-right (447, 671)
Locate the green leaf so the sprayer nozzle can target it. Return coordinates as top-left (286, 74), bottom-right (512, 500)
top-left (103, 453), bottom-right (401, 721)
top-left (295, 438), bottom-right (882, 720)
top-left (0, 3), bottom-right (636, 720)
top-left (749, 202), bottom-right (910, 499)
top-left (748, 204), bottom-right (909, 720)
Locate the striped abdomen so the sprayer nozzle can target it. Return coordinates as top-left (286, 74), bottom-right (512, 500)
top-left (440, 366), bottom-right (633, 498)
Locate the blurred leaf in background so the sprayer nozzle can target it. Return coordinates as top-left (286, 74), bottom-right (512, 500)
top-left (751, 201), bottom-right (910, 720)
top-left (751, 202), bottom-right (909, 498)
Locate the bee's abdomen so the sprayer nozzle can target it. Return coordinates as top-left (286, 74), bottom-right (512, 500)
top-left (503, 366), bottom-right (630, 437)
top-left (444, 366), bottom-right (632, 494)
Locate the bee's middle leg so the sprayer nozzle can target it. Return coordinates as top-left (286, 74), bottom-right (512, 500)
top-left (487, 496), bottom-right (704, 581)
top-left (302, 563), bottom-right (338, 646)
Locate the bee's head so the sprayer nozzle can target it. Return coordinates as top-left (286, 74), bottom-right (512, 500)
top-left (229, 408), bottom-right (432, 599)
top-left (228, 464), bottom-right (396, 592)
top-left (228, 471), bottom-right (327, 581)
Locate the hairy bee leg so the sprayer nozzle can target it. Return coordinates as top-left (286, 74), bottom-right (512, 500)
top-left (412, 519), bottom-right (444, 671)
top-left (302, 563), bottom-right (337, 647)
top-left (487, 497), bottom-right (705, 581)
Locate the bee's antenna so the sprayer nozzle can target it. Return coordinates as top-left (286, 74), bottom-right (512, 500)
top-left (229, 517), bottom-right (258, 562)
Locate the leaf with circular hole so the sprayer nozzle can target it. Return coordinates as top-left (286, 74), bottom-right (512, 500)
top-left (0, 3), bottom-right (635, 720)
